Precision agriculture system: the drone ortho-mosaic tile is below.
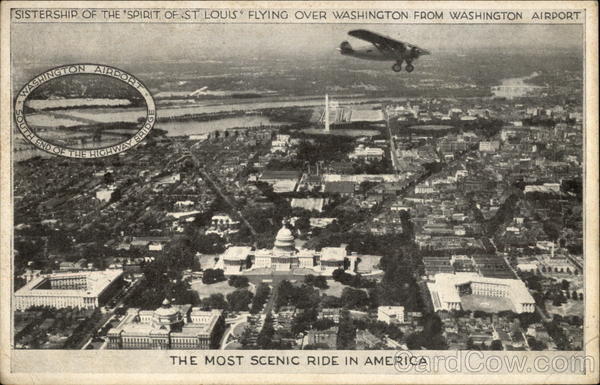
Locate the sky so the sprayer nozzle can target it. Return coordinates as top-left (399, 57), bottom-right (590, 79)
top-left (12, 23), bottom-right (582, 65)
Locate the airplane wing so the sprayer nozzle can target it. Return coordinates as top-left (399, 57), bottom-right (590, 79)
top-left (348, 29), bottom-right (430, 56)
top-left (348, 29), bottom-right (406, 54)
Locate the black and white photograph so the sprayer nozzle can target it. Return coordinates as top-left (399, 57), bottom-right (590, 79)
top-left (1, 1), bottom-right (598, 384)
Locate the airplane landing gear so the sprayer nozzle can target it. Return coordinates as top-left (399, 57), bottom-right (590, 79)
top-left (405, 63), bottom-right (414, 73)
top-left (392, 62), bottom-right (402, 72)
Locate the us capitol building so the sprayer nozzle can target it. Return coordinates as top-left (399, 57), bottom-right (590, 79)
top-left (215, 222), bottom-right (356, 275)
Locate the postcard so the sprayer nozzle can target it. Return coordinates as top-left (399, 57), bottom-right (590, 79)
top-left (1, 1), bottom-right (598, 384)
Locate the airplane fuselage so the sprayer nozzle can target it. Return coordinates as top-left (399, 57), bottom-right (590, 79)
top-left (340, 44), bottom-right (406, 61)
top-left (341, 46), bottom-right (399, 61)
top-left (339, 30), bottom-right (430, 72)
top-left (339, 43), bottom-right (419, 63)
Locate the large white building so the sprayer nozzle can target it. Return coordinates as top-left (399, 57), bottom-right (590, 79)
top-left (377, 306), bottom-right (405, 324)
top-left (14, 269), bottom-right (124, 310)
top-left (205, 213), bottom-right (240, 237)
top-left (491, 84), bottom-right (543, 99)
top-left (349, 145), bottom-right (385, 162)
top-left (107, 299), bottom-right (224, 350)
top-left (215, 223), bottom-right (355, 275)
top-left (427, 273), bottom-right (535, 314)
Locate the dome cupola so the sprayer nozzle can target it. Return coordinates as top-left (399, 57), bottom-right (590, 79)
top-left (274, 220), bottom-right (295, 250)
top-left (152, 298), bottom-right (181, 329)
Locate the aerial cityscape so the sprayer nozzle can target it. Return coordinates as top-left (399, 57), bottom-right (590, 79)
top-left (12, 23), bottom-right (584, 352)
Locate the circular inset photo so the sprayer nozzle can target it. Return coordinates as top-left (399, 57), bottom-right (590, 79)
top-left (14, 64), bottom-right (156, 158)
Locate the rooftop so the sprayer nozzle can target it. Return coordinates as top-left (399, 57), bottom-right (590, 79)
top-left (291, 198), bottom-right (326, 212)
top-left (324, 181), bottom-right (355, 194)
top-left (260, 170), bottom-right (302, 180)
top-left (15, 269), bottom-right (123, 298)
top-left (320, 247), bottom-right (347, 261)
top-left (223, 246), bottom-right (252, 261)
top-left (109, 307), bottom-right (222, 337)
top-left (429, 273), bottom-right (535, 310)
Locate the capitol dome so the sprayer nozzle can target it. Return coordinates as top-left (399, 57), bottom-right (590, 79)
top-left (274, 224), bottom-right (295, 250)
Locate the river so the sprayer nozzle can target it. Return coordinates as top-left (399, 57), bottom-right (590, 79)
top-left (30, 95), bottom-right (406, 125)
top-left (15, 95), bottom-right (403, 161)
top-left (156, 116), bottom-right (289, 137)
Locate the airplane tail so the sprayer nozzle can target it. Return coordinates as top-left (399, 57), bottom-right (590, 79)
top-left (338, 41), bottom-right (353, 54)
